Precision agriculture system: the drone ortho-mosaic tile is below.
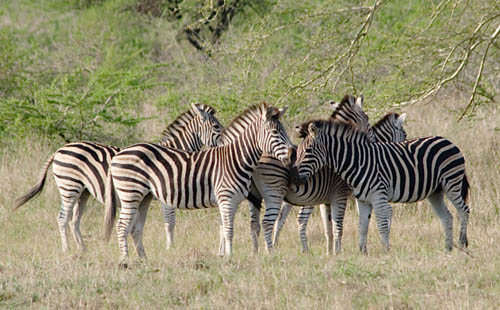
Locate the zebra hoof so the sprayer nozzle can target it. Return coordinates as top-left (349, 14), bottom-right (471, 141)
top-left (459, 234), bottom-right (468, 248)
top-left (118, 263), bottom-right (130, 270)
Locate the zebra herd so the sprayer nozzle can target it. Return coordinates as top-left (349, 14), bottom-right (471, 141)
top-left (15, 96), bottom-right (470, 266)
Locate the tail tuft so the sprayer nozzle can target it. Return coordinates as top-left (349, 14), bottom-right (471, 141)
top-left (14, 154), bottom-right (55, 210)
top-left (462, 173), bottom-right (470, 205)
top-left (104, 168), bottom-right (117, 242)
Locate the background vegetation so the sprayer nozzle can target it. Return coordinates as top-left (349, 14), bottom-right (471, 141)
top-left (1, 0), bottom-right (499, 308)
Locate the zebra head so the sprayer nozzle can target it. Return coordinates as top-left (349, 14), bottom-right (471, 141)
top-left (372, 112), bottom-right (407, 143)
top-left (259, 105), bottom-right (294, 166)
top-left (191, 103), bottom-right (224, 147)
top-left (293, 120), bottom-right (329, 183)
top-left (329, 94), bottom-right (374, 142)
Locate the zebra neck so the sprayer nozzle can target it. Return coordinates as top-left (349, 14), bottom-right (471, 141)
top-left (329, 137), bottom-right (374, 190)
top-left (162, 136), bottom-right (202, 152)
top-left (372, 126), bottom-right (389, 143)
top-left (220, 123), bottom-right (262, 174)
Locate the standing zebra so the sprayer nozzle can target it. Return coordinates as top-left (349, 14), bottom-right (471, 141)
top-left (248, 95), bottom-right (407, 254)
top-left (14, 103), bottom-right (223, 252)
top-left (293, 119), bottom-right (470, 253)
top-left (272, 111), bottom-right (407, 254)
top-left (104, 103), bottom-right (293, 264)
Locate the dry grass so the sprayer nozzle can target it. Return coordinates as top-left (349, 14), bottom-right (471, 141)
top-left (1, 96), bottom-right (499, 309)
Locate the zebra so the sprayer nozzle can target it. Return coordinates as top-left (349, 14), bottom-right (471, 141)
top-left (14, 103), bottom-right (223, 252)
top-left (273, 111), bottom-right (407, 254)
top-left (293, 118), bottom-right (470, 253)
top-left (247, 95), bottom-right (407, 254)
top-left (103, 103), bottom-right (293, 264)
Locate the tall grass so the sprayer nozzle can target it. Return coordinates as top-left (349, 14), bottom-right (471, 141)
top-left (1, 96), bottom-right (499, 309)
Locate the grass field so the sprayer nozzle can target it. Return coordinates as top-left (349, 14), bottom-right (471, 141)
top-left (1, 97), bottom-right (499, 309)
top-left (1, 0), bottom-right (500, 308)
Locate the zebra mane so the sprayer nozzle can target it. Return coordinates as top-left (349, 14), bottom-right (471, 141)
top-left (371, 112), bottom-right (401, 129)
top-left (300, 118), bottom-right (371, 141)
top-left (220, 102), bottom-right (271, 143)
top-left (330, 94), bottom-right (356, 119)
top-left (160, 103), bottom-right (216, 143)
top-left (330, 94), bottom-right (370, 125)
top-left (295, 94), bottom-right (366, 139)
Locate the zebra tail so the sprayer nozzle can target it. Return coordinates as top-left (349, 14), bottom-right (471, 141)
top-left (103, 168), bottom-right (117, 242)
top-left (462, 173), bottom-right (470, 205)
top-left (14, 153), bottom-right (55, 210)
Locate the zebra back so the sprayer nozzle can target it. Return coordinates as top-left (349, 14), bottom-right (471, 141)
top-left (53, 141), bottom-right (121, 204)
top-left (219, 104), bottom-right (289, 146)
top-left (295, 119), bottom-right (466, 203)
top-left (159, 103), bottom-right (223, 151)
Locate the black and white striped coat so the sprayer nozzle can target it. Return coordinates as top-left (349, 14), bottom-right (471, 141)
top-left (104, 103), bottom-right (293, 264)
top-left (15, 103), bottom-right (222, 252)
top-left (274, 112), bottom-right (407, 254)
top-left (294, 119), bottom-right (470, 253)
top-left (248, 95), bottom-right (407, 254)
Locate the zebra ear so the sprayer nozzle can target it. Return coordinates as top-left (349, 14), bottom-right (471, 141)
top-left (192, 102), bottom-right (209, 121)
top-left (308, 123), bottom-right (318, 139)
top-left (396, 113), bottom-right (407, 127)
top-left (278, 106), bottom-right (288, 118)
top-left (329, 101), bottom-right (340, 110)
top-left (355, 95), bottom-right (364, 108)
top-left (265, 106), bottom-right (280, 121)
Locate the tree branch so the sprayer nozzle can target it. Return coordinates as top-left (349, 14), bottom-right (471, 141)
top-left (276, 0), bottom-right (383, 104)
top-left (458, 24), bottom-right (500, 121)
top-left (397, 14), bottom-right (500, 108)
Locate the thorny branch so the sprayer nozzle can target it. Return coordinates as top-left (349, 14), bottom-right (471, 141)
top-left (397, 12), bottom-right (500, 117)
top-left (276, 0), bottom-right (383, 105)
top-left (458, 24), bottom-right (500, 121)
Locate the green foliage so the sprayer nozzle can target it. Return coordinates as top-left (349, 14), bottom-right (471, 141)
top-left (0, 0), bottom-right (498, 144)
top-left (1, 67), bottom-right (152, 142)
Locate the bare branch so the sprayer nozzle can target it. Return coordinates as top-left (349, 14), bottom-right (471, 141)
top-left (458, 24), bottom-right (500, 121)
top-left (276, 0), bottom-right (383, 104)
top-left (89, 89), bottom-right (120, 126)
top-left (397, 14), bottom-right (500, 108)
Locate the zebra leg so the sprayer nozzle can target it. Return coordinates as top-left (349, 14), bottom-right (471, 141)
top-left (273, 202), bottom-right (292, 247)
top-left (69, 190), bottom-right (90, 252)
top-left (219, 197), bottom-right (241, 257)
top-left (248, 202), bottom-right (261, 253)
top-left (357, 200), bottom-right (372, 254)
top-left (427, 191), bottom-right (454, 251)
top-left (218, 213), bottom-right (225, 256)
top-left (161, 203), bottom-right (176, 250)
top-left (371, 197), bottom-right (392, 252)
top-left (297, 206), bottom-right (313, 253)
top-left (320, 204), bottom-right (333, 255)
top-left (131, 194), bottom-right (153, 259)
top-left (330, 188), bottom-right (350, 255)
top-left (331, 200), bottom-right (348, 255)
top-left (57, 192), bottom-right (81, 253)
top-left (261, 200), bottom-right (284, 253)
top-left (444, 183), bottom-right (470, 249)
top-left (116, 201), bottom-right (140, 265)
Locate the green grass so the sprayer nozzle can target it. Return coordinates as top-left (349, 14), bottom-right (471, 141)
top-left (2, 99), bottom-right (500, 309)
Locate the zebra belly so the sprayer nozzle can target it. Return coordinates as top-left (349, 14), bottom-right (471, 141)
top-left (285, 167), bottom-right (344, 206)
